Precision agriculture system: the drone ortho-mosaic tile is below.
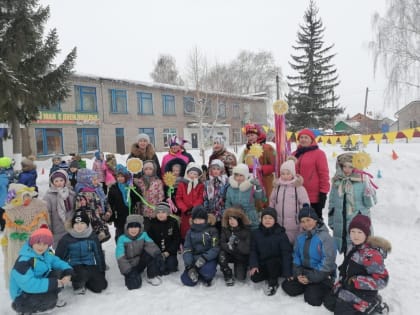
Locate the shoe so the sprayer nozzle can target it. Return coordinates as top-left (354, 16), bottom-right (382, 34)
top-left (202, 279), bottom-right (213, 287)
top-left (74, 287), bottom-right (86, 295)
top-left (224, 277), bottom-right (234, 286)
top-left (56, 295), bottom-right (67, 307)
top-left (146, 276), bottom-right (162, 286)
top-left (264, 283), bottom-right (279, 296)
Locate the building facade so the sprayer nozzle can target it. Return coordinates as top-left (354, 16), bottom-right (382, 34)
top-left (393, 100), bottom-right (420, 131)
top-left (29, 74), bottom-right (267, 156)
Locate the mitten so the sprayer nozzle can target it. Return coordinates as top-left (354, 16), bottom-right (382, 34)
top-left (195, 256), bottom-right (206, 269)
top-left (318, 192), bottom-right (327, 209)
top-left (187, 266), bottom-right (199, 283)
top-left (353, 300), bottom-right (370, 313)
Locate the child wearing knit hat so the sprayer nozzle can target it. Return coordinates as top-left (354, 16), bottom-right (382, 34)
top-left (249, 207), bottom-right (293, 296)
top-left (146, 202), bottom-right (181, 275)
top-left (324, 214), bottom-right (391, 314)
top-left (269, 158), bottom-right (310, 245)
top-left (9, 225), bottom-right (73, 314)
top-left (55, 211), bottom-right (108, 295)
top-left (282, 204), bottom-right (337, 306)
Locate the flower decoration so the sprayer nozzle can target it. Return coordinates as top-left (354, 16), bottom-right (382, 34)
top-left (248, 143), bottom-right (263, 159)
top-left (272, 99), bottom-right (288, 115)
top-left (163, 172), bottom-right (176, 188)
top-left (353, 152), bottom-right (371, 170)
top-left (126, 158), bottom-right (143, 174)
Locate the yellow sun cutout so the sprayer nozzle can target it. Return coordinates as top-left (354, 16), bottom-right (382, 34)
top-left (248, 143), bottom-right (264, 159)
top-left (272, 100), bottom-right (289, 115)
top-left (126, 158), bottom-right (143, 174)
top-left (352, 152), bottom-right (371, 170)
top-left (163, 172), bottom-right (177, 188)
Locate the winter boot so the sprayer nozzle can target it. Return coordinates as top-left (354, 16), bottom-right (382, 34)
top-left (56, 291), bottom-right (67, 307)
top-left (264, 282), bottom-right (279, 296)
top-left (73, 287), bottom-right (86, 295)
top-left (222, 266), bottom-right (234, 286)
top-left (146, 276), bottom-right (163, 286)
top-left (368, 295), bottom-right (389, 314)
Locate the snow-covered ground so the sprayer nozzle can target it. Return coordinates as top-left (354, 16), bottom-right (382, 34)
top-left (1, 139), bottom-right (419, 315)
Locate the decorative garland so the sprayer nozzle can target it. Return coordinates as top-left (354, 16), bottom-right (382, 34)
top-left (4, 212), bottom-right (49, 232)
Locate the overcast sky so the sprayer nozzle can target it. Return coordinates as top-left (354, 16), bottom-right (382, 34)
top-left (40, 0), bottom-right (401, 118)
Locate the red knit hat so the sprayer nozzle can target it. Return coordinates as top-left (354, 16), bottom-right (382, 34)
top-left (349, 214), bottom-right (371, 237)
top-left (29, 224), bottom-right (53, 247)
top-left (297, 128), bottom-right (316, 142)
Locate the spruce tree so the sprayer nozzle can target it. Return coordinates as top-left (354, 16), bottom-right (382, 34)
top-left (0, 0), bottom-right (76, 154)
top-left (287, 0), bottom-right (342, 131)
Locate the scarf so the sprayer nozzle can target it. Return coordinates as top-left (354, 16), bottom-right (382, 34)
top-left (185, 177), bottom-right (199, 194)
top-left (69, 225), bottom-right (93, 239)
top-left (206, 175), bottom-right (228, 200)
top-left (294, 145), bottom-right (318, 159)
top-left (49, 186), bottom-right (70, 223)
top-left (118, 182), bottom-right (129, 206)
top-left (333, 170), bottom-right (362, 216)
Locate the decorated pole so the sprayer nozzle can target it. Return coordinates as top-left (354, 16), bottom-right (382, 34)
top-left (272, 99), bottom-right (289, 178)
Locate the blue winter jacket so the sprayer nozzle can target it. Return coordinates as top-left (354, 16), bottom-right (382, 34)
top-left (0, 172), bottom-right (8, 207)
top-left (9, 242), bottom-right (73, 301)
top-left (293, 223), bottom-right (337, 283)
top-left (18, 169), bottom-right (38, 189)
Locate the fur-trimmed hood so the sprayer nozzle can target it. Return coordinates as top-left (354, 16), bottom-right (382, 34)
top-left (273, 174), bottom-right (304, 188)
top-left (228, 175), bottom-right (253, 192)
top-left (221, 207), bottom-right (251, 228)
top-left (367, 235), bottom-right (392, 255)
top-left (130, 142), bottom-right (156, 160)
top-left (189, 213), bottom-right (217, 226)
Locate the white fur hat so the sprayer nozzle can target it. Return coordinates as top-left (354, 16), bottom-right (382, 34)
top-left (137, 133), bottom-right (150, 143)
top-left (210, 159), bottom-right (224, 170)
top-left (280, 159), bottom-right (296, 177)
top-left (232, 163), bottom-right (250, 178)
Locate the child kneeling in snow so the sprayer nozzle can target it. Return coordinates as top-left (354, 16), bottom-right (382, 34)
top-left (323, 214), bottom-right (390, 314)
top-left (181, 206), bottom-right (220, 286)
top-left (55, 210), bottom-right (108, 295)
top-left (9, 225), bottom-right (73, 314)
top-left (116, 214), bottom-right (164, 290)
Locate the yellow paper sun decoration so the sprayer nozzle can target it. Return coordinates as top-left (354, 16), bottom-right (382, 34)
top-left (249, 143), bottom-right (264, 158)
top-left (163, 172), bottom-right (176, 188)
top-left (126, 158), bottom-right (143, 174)
top-left (272, 100), bottom-right (289, 115)
top-left (352, 152), bottom-right (371, 170)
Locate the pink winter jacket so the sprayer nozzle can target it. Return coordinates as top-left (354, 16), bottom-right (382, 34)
top-left (269, 178), bottom-right (310, 244)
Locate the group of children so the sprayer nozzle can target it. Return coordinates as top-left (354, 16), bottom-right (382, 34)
top-left (1, 146), bottom-right (391, 315)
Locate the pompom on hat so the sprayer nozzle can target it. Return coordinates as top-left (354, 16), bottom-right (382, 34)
top-left (297, 128), bottom-right (316, 142)
top-left (29, 224), bottom-right (53, 247)
top-left (349, 214), bottom-right (371, 237)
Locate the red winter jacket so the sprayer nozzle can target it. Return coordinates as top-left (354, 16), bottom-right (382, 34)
top-left (293, 147), bottom-right (330, 203)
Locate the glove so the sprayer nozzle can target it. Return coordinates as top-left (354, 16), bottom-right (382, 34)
top-left (353, 300), bottom-right (370, 313)
top-left (250, 178), bottom-right (262, 190)
top-left (187, 266), bottom-right (199, 283)
top-left (161, 251), bottom-right (170, 260)
top-left (318, 192), bottom-right (327, 209)
top-left (227, 234), bottom-right (238, 251)
top-left (194, 256), bottom-right (206, 269)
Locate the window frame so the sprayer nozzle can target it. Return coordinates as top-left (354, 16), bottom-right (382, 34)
top-left (109, 89), bottom-right (128, 114)
top-left (138, 128), bottom-right (155, 146)
top-left (35, 128), bottom-right (64, 156)
top-left (137, 92), bottom-right (154, 115)
top-left (77, 128), bottom-right (99, 153)
top-left (162, 128), bottom-right (177, 147)
top-left (74, 85), bottom-right (98, 112)
top-left (162, 94), bottom-right (176, 115)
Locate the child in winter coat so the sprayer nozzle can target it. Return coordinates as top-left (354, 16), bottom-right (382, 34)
top-left (43, 170), bottom-right (76, 248)
top-left (269, 159), bottom-right (310, 245)
top-left (75, 168), bottom-right (107, 216)
top-left (9, 226), bottom-right (73, 314)
top-left (116, 214), bottom-right (163, 290)
top-left (324, 214), bottom-right (390, 314)
top-left (175, 162), bottom-right (204, 242)
top-left (67, 160), bottom-right (79, 189)
top-left (92, 150), bottom-right (106, 191)
top-left (328, 152), bottom-right (377, 254)
top-left (219, 207), bottom-right (251, 286)
top-left (0, 156), bottom-right (15, 231)
top-left (107, 164), bottom-right (142, 241)
top-left (146, 202), bottom-right (181, 275)
top-left (225, 163), bottom-right (263, 230)
top-left (49, 155), bottom-right (62, 176)
top-left (249, 207), bottom-right (293, 296)
top-left (2, 184), bottom-right (49, 288)
top-left (135, 160), bottom-right (165, 225)
top-left (203, 159), bottom-right (229, 232)
top-left (55, 211), bottom-right (107, 295)
top-left (104, 153), bottom-right (117, 187)
top-left (17, 157), bottom-right (38, 191)
top-left (180, 206), bottom-right (220, 287)
top-left (282, 205), bottom-right (337, 306)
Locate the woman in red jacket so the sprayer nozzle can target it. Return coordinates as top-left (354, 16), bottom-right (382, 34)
top-left (292, 129), bottom-right (330, 220)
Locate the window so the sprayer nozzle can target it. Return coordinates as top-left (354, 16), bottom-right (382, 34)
top-left (35, 128), bottom-right (63, 156)
top-left (77, 128), bottom-right (99, 153)
top-left (138, 128), bottom-right (155, 146)
top-left (109, 89), bottom-right (128, 113)
top-left (203, 99), bottom-right (212, 116)
top-left (232, 103), bottom-right (240, 118)
top-left (116, 128), bottom-right (124, 137)
top-left (233, 128), bottom-right (242, 144)
top-left (218, 103), bottom-right (226, 118)
top-left (137, 92), bottom-right (154, 115)
top-left (39, 102), bottom-right (61, 111)
top-left (163, 128), bottom-right (177, 147)
top-left (410, 120), bottom-right (417, 128)
top-left (162, 94), bottom-right (176, 115)
top-left (183, 96), bottom-right (195, 115)
top-left (75, 85), bottom-right (97, 112)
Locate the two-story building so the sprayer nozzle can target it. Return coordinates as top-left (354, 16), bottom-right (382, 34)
top-left (29, 74), bottom-right (268, 156)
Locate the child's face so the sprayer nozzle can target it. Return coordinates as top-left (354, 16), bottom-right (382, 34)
top-left (78, 198), bottom-right (87, 207)
top-left (170, 144), bottom-right (181, 153)
top-left (262, 215), bottom-right (275, 228)
top-left (92, 177), bottom-right (99, 186)
top-left (73, 222), bottom-right (88, 233)
top-left (52, 177), bottom-right (65, 188)
top-left (228, 217), bottom-right (239, 228)
top-left (69, 167), bottom-right (78, 173)
top-left (32, 242), bottom-right (49, 255)
top-left (128, 226), bottom-right (140, 237)
top-left (143, 165), bottom-right (154, 176)
top-left (234, 173), bottom-right (245, 184)
top-left (172, 166), bottom-right (181, 177)
top-left (210, 166), bottom-right (222, 177)
top-left (280, 170), bottom-right (294, 181)
top-left (53, 159), bottom-right (61, 165)
top-left (342, 163), bottom-right (354, 176)
top-left (300, 217), bottom-right (317, 231)
top-left (156, 211), bottom-right (168, 221)
top-left (116, 174), bottom-right (127, 183)
top-left (192, 218), bottom-right (206, 225)
top-left (187, 170), bottom-right (199, 180)
top-left (350, 228), bottom-right (367, 245)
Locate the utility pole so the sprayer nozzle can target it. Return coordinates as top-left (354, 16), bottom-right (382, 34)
top-left (331, 90), bottom-right (335, 132)
top-left (363, 87), bottom-right (369, 134)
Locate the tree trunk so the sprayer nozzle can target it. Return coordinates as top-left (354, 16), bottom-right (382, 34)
top-left (21, 128), bottom-right (32, 157)
top-left (11, 116), bottom-right (22, 154)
